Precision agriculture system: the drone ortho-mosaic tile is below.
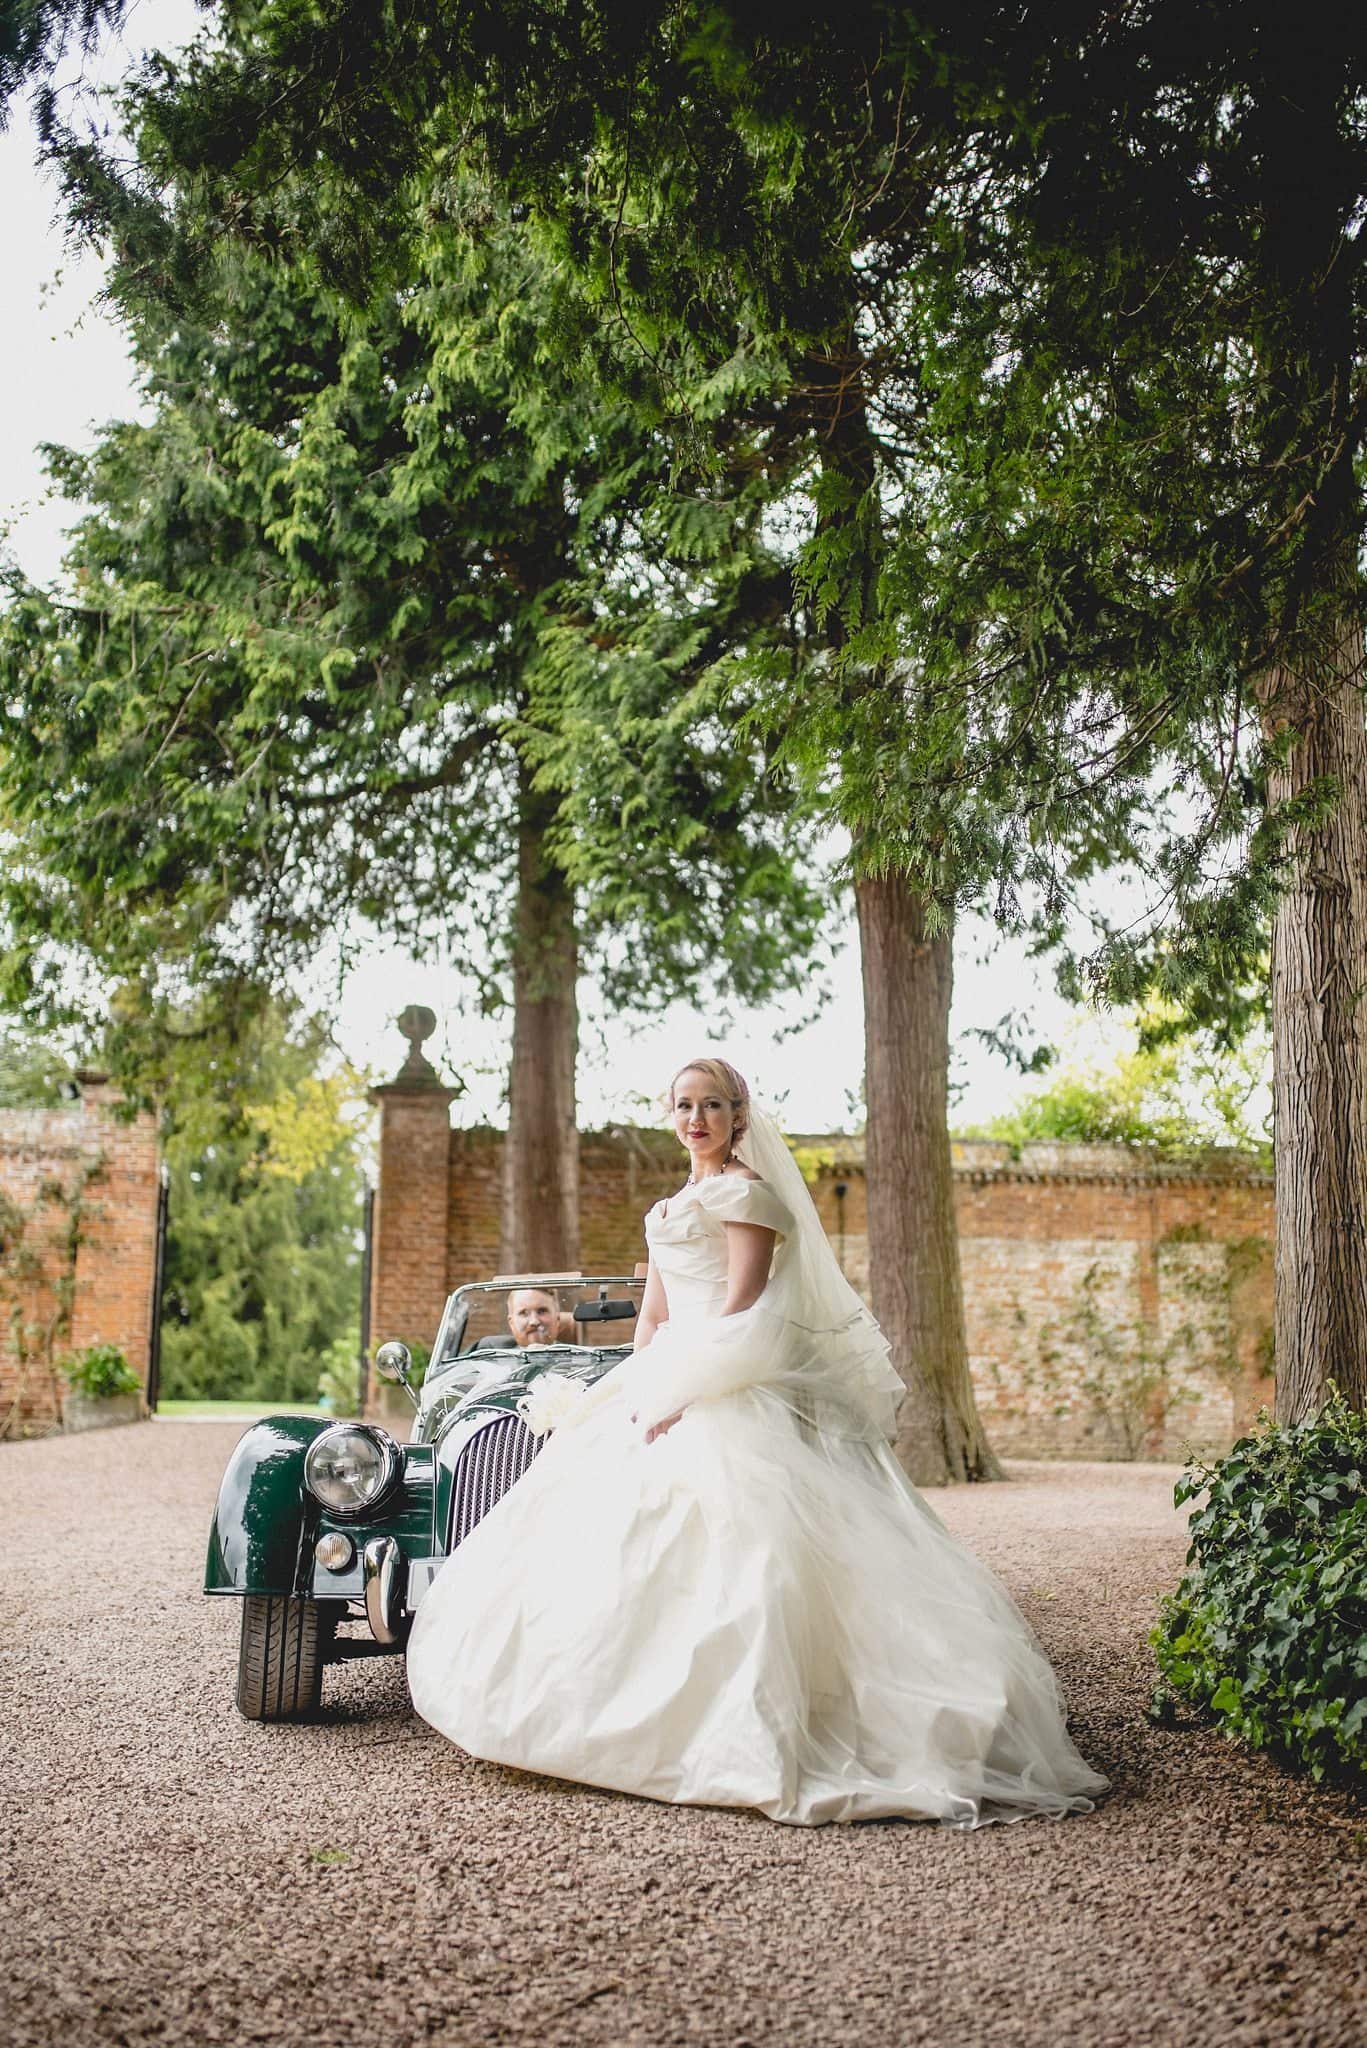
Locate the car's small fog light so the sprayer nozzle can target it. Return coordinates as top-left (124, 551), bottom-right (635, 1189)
top-left (315, 1532), bottom-right (355, 1572)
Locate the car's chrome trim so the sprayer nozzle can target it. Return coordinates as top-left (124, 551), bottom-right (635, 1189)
top-left (362, 1536), bottom-right (406, 1645)
top-left (430, 1406), bottom-right (513, 1471)
top-left (374, 1341), bottom-right (419, 1408)
top-left (447, 1412), bottom-right (545, 1551)
top-left (429, 1290), bottom-right (470, 1369)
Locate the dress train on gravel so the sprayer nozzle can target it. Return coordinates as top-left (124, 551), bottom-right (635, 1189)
top-left (406, 1164), bottom-right (1108, 1829)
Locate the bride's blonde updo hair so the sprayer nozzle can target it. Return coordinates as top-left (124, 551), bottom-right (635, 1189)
top-left (668, 1057), bottom-right (751, 1139)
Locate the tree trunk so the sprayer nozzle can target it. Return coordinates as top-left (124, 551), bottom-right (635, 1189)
top-left (500, 763), bottom-right (579, 1273)
top-left (806, 332), bottom-right (999, 1482)
top-left (856, 872), bottom-right (1002, 1482)
top-left (1249, 35), bottom-right (1367, 1419)
top-left (1262, 620), bottom-right (1367, 1419)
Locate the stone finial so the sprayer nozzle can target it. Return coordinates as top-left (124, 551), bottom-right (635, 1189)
top-left (395, 1004), bottom-right (439, 1083)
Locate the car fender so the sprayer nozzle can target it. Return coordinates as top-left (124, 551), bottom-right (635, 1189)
top-left (204, 1416), bottom-right (331, 1596)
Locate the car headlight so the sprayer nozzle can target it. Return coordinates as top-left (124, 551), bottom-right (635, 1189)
top-left (304, 1425), bottom-right (402, 1517)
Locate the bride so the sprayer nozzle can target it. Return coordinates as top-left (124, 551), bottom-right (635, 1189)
top-left (406, 1057), bottom-right (1108, 1828)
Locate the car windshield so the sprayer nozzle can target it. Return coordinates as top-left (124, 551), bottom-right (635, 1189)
top-left (424, 1277), bottom-right (645, 1388)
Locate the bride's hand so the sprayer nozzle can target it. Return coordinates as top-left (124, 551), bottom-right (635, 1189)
top-left (631, 1407), bottom-right (685, 1443)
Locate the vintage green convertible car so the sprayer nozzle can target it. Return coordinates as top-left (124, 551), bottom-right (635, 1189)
top-left (205, 1275), bottom-right (642, 1719)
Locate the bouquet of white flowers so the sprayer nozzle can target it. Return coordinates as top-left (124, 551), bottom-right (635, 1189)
top-left (517, 1373), bottom-right (590, 1438)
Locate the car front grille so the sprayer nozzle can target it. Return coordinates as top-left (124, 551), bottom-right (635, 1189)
top-left (448, 1413), bottom-right (544, 1549)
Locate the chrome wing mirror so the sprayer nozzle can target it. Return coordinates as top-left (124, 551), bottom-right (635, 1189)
top-left (374, 1340), bottom-right (419, 1409)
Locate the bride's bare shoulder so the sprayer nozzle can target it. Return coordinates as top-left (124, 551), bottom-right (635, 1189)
top-left (723, 1163), bottom-right (761, 1182)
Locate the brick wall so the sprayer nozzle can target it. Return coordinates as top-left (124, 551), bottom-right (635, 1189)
top-left (800, 1138), bottom-right (1273, 1461)
top-left (370, 1091), bottom-right (1274, 1461)
top-left (0, 1079), bottom-right (163, 1439)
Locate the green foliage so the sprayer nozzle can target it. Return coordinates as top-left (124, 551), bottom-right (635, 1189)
top-left (0, 1025), bottom-right (75, 1108)
top-left (20, 2), bottom-right (1365, 1444)
top-left (247, 1070), bottom-right (369, 1185)
top-left (0, 1), bottom-right (127, 121)
top-left (789, 1142), bottom-right (838, 1186)
top-left (976, 1065), bottom-right (1182, 1152)
top-left (316, 1326), bottom-right (361, 1414)
top-left (35, 8), bottom-right (1365, 1021)
top-left (0, 166), bottom-right (827, 1058)
top-left (1153, 1396), bottom-right (1367, 1784)
top-left (62, 1342), bottom-right (140, 1399)
top-left (159, 1008), bottom-right (366, 1404)
top-left (963, 1007), bottom-right (1272, 1163)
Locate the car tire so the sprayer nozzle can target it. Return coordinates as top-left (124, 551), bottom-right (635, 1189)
top-left (235, 1594), bottom-right (332, 1721)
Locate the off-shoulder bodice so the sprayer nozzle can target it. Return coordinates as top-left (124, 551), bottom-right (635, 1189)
top-left (645, 1174), bottom-right (793, 1324)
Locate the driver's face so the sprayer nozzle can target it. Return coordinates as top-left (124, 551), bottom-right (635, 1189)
top-left (508, 1291), bottom-right (558, 1346)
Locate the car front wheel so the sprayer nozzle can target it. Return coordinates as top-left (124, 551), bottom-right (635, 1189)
top-left (235, 1594), bottom-right (332, 1721)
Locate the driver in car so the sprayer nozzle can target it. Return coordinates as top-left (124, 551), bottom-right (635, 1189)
top-left (506, 1287), bottom-right (562, 1347)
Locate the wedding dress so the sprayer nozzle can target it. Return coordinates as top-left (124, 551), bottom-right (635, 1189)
top-left (406, 1116), bottom-right (1108, 1828)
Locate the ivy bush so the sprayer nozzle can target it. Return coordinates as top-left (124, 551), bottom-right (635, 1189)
top-left (62, 1344), bottom-right (142, 1401)
top-left (1152, 1395), bottom-right (1367, 1783)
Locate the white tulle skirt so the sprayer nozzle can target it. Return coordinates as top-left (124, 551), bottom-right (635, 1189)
top-left (406, 1363), bottom-right (1108, 1829)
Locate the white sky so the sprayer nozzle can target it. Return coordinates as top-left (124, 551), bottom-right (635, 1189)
top-left (1, 0), bottom-right (1128, 1131)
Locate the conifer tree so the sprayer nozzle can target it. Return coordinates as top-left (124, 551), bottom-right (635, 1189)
top-left (0, 0), bottom-right (126, 119)
top-left (0, 200), bottom-right (825, 1272)
top-left (34, 0), bottom-right (1366, 1421)
top-left (26, 0), bottom-right (1020, 1480)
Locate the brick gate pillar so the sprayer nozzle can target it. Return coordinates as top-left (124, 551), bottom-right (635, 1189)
top-left (66, 1069), bottom-right (163, 1396)
top-left (366, 1009), bottom-right (456, 1406)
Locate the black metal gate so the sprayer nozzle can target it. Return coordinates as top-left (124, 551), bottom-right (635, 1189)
top-left (146, 1164), bottom-right (170, 1412)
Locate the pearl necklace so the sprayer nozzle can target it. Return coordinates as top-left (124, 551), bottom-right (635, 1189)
top-left (686, 1148), bottom-right (737, 1187)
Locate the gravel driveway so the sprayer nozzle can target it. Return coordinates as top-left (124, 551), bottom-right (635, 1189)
top-left (2, 1421), bottom-right (1363, 2048)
